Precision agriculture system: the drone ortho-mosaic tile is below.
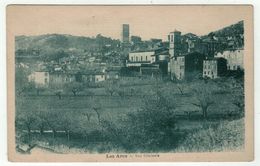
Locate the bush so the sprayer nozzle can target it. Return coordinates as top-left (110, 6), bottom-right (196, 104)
top-left (176, 118), bottom-right (244, 152)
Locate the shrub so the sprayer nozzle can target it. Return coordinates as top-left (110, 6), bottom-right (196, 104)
top-left (176, 118), bottom-right (244, 152)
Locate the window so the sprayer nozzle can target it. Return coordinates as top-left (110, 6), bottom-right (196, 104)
top-left (136, 57), bottom-right (138, 61)
top-left (233, 65), bottom-right (236, 70)
top-left (44, 78), bottom-right (48, 83)
top-left (141, 56), bottom-right (143, 61)
top-left (204, 71), bottom-right (206, 74)
top-left (45, 72), bottom-right (48, 76)
top-left (131, 57), bottom-right (133, 61)
top-left (146, 56), bottom-right (148, 61)
top-left (208, 71), bottom-right (210, 75)
top-left (212, 71), bottom-right (214, 75)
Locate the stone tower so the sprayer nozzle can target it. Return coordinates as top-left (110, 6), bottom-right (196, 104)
top-left (168, 30), bottom-right (182, 80)
top-left (169, 30), bottom-right (181, 58)
top-left (122, 24), bottom-right (130, 43)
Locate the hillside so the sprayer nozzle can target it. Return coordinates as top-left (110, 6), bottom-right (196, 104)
top-left (202, 21), bottom-right (244, 49)
top-left (15, 34), bottom-right (121, 58)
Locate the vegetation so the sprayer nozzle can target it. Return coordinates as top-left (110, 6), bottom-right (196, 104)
top-left (15, 73), bottom-right (245, 153)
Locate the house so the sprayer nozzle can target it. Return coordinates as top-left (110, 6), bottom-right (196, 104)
top-left (28, 71), bottom-right (49, 87)
top-left (152, 48), bottom-right (170, 75)
top-left (49, 71), bottom-right (76, 87)
top-left (126, 50), bottom-right (156, 67)
top-left (198, 38), bottom-right (221, 58)
top-left (140, 64), bottom-right (161, 77)
top-left (94, 72), bottom-right (106, 82)
top-left (105, 66), bottom-right (120, 80)
top-left (170, 52), bottom-right (205, 80)
top-left (215, 49), bottom-right (244, 71)
top-left (203, 57), bottom-right (227, 79)
top-left (73, 70), bottom-right (107, 83)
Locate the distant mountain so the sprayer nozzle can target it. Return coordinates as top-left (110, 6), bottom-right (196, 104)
top-left (15, 34), bottom-right (121, 56)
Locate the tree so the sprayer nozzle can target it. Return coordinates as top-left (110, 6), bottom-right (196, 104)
top-left (82, 112), bottom-right (93, 121)
top-left (65, 82), bottom-right (84, 96)
top-left (16, 111), bottom-right (37, 142)
top-left (104, 79), bottom-right (118, 96)
top-left (44, 112), bottom-right (60, 139)
top-left (35, 111), bottom-right (48, 136)
top-left (191, 81), bottom-right (215, 119)
top-left (176, 83), bottom-right (185, 95)
top-left (15, 67), bottom-right (33, 96)
top-left (55, 90), bottom-right (63, 99)
top-left (123, 91), bottom-right (178, 151)
top-left (58, 111), bottom-right (74, 141)
top-left (226, 77), bottom-right (245, 117)
top-left (93, 107), bottom-right (101, 125)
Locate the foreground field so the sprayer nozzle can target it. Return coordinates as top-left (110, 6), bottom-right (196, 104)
top-left (15, 77), bottom-right (244, 153)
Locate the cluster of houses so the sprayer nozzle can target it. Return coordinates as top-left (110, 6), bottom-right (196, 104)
top-left (28, 67), bottom-right (120, 88)
top-left (26, 25), bottom-right (244, 88)
top-left (126, 30), bottom-right (244, 80)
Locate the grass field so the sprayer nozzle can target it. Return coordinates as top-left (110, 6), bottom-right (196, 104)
top-left (15, 77), bottom-right (245, 153)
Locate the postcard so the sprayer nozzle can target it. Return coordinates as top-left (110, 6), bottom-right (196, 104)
top-left (7, 5), bottom-right (254, 162)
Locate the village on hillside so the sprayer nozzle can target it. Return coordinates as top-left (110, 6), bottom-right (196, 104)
top-left (16, 21), bottom-right (244, 88)
top-left (15, 21), bottom-right (245, 153)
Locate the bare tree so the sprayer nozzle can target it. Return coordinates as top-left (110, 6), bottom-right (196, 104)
top-left (55, 90), bottom-right (62, 99)
top-left (191, 82), bottom-right (215, 119)
top-left (82, 112), bottom-right (92, 121)
top-left (104, 79), bottom-right (118, 96)
top-left (230, 78), bottom-right (244, 117)
top-left (65, 82), bottom-right (84, 96)
top-left (177, 83), bottom-right (185, 95)
top-left (59, 112), bottom-right (74, 141)
top-left (16, 111), bottom-right (36, 142)
top-left (93, 107), bottom-right (101, 124)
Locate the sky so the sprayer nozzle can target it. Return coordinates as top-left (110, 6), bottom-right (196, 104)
top-left (7, 5), bottom-right (251, 41)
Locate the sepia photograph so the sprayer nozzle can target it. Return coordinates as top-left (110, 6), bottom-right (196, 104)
top-left (6, 5), bottom-right (254, 162)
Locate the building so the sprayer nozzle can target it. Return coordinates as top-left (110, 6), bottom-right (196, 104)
top-left (105, 66), bottom-right (120, 80)
top-left (170, 52), bottom-right (205, 80)
top-left (152, 48), bottom-right (170, 75)
top-left (126, 50), bottom-right (156, 68)
top-left (49, 71), bottom-right (75, 87)
top-left (181, 33), bottom-right (201, 53)
top-left (203, 58), bottom-right (227, 79)
top-left (94, 72), bottom-right (106, 82)
top-left (168, 30), bottom-right (182, 58)
top-left (215, 49), bottom-right (244, 70)
top-left (122, 24), bottom-right (130, 43)
top-left (126, 48), bottom-right (170, 76)
top-left (168, 30), bottom-right (182, 79)
top-left (131, 35), bottom-right (142, 44)
top-left (28, 71), bottom-right (49, 87)
top-left (199, 38), bottom-right (221, 58)
top-left (140, 64), bottom-right (161, 77)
